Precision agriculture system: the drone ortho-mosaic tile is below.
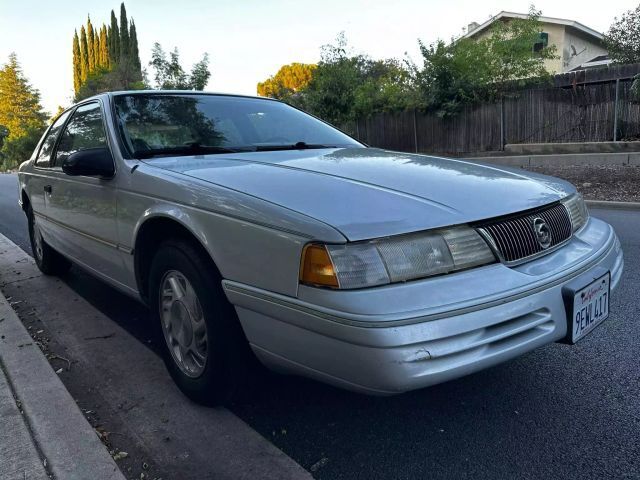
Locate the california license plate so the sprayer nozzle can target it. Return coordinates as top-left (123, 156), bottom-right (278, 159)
top-left (570, 273), bottom-right (610, 343)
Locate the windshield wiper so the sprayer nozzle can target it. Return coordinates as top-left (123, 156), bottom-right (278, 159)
top-left (254, 141), bottom-right (339, 152)
top-left (134, 142), bottom-right (342, 158)
top-left (133, 144), bottom-right (240, 159)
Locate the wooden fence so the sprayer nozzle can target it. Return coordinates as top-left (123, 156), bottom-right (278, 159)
top-left (346, 64), bottom-right (640, 155)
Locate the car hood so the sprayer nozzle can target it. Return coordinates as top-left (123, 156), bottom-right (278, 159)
top-left (145, 147), bottom-right (575, 241)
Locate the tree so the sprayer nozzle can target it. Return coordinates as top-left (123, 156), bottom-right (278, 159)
top-left (75, 60), bottom-right (144, 101)
top-left (412, 38), bottom-right (493, 117)
top-left (148, 43), bottom-right (211, 90)
top-left (189, 53), bottom-right (211, 90)
top-left (352, 59), bottom-right (415, 117)
top-left (149, 43), bottom-right (184, 88)
top-left (72, 3), bottom-right (143, 100)
top-left (483, 8), bottom-right (556, 89)
top-left (99, 26), bottom-right (109, 68)
top-left (109, 9), bottom-right (120, 66)
top-left (72, 30), bottom-right (82, 93)
top-left (93, 29), bottom-right (101, 70)
top-left (257, 63), bottom-right (316, 100)
top-left (604, 4), bottom-right (640, 64)
top-left (129, 20), bottom-right (141, 72)
top-left (52, 106), bottom-right (66, 120)
top-left (413, 7), bottom-right (556, 116)
top-left (87, 17), bottom-right (96, 71)
top-left (0, 125), bottom-right (8, 150)
top-left (298, 33), bottom-right (414, 125)
top-left (0, 54), bottom-right (47, 170)
top-left (0, 129), bottom-right (43, 170)
top-left (300, 33), bottom-right (367, 124)
top-left (79, 25), bottom-right (89, 83)
top-left (119, 3), bottom-right (130, 61)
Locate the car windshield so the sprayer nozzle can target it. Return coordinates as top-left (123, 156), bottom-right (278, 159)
top-left (112, 93), bottom-right (363, 158)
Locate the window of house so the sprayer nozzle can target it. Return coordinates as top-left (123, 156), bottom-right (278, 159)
top-left (533, 32), bottom-right (549, 54)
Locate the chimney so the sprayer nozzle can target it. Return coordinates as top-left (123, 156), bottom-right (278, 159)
top-left (467, 21), bottom-right (480, 33)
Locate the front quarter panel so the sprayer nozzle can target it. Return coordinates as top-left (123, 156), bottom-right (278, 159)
top-left (116, 162), bottom-right (346, 297)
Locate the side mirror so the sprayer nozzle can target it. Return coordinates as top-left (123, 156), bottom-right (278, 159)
top-left (62, 147), bottom-right (115, 178)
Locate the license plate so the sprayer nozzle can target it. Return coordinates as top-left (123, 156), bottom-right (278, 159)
top-left (570, 273), bottom-right (610, 343)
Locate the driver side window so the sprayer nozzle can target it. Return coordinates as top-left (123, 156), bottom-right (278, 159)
top-left (55, 102), bottom-right (107, 167)
top-left (35, 110), bottom-right (71, 168)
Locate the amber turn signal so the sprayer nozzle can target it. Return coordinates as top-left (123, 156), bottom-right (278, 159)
top-left (299, 244), bottom-right (339, 288)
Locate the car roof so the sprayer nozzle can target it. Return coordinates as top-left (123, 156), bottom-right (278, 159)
top-left (105, 90), bottom-right (275, 102)
top-left (55, 91), bottom-right (281, 124)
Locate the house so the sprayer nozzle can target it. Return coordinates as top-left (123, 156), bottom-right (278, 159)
top-left (463, 11), bottom-right (610, 73)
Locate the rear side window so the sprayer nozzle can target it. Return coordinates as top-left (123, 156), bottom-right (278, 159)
top-left (55, 102), bottom-right (107, 167)
top-left (35, 110), bottom-right (71, 168)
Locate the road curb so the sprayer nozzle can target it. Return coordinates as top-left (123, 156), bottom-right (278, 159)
top-left (0, 362), bottom-right (50, 479)
top-left (0, 232), bottom-right (313, 480)
top-left (586, 200), bottom-right (640, 210)
top-left (0, 257), bottom-right (126, 479)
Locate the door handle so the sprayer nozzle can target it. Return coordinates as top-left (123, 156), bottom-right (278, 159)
top-left (44, 185), bottom-right (52, 193)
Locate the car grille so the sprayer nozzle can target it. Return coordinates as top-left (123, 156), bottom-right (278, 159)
top-left (476, 203), bottom-right (573, 264)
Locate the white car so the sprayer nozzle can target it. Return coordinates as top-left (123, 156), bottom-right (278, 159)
top-left (18, 91), bottom-right (624, 404)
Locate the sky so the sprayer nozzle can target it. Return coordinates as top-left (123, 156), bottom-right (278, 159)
top-left (1, 0), bottom-right (638, 114)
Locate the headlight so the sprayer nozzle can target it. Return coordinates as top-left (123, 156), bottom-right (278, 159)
top-left (562, 193), bottom-right (589, 232)
top-left (300, 226), bottom-right (496, 289)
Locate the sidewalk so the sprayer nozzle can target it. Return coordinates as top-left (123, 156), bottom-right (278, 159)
top-left (0, 289), bottom-right (125, 480)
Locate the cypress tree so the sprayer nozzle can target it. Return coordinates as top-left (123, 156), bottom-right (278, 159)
top-left (79, 25), bottom-right (89, 83)
top-left (110, 10), bottom-right (119, 65)
top-left (87, 16), bottom-right (95, 72)
top-left (107, 25), bottom-right (113, 67)
top-left (129, 20), bottom-right (141, 72)
top-left (72, 30), bottom-right (82, 94)
top-left (100, 25), bottom-right (109, 68)
top-left (119, 3), bottom-right (129, 61)
top-left (72, 3), bottom-right (141, 99)
top-left (93, 30), bottom-right (100, 70)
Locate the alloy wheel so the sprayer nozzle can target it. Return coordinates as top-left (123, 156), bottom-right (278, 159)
top-left (159, 270), bottom-right (208, 378)
top-left (32, 216), bottom-right (44, 262)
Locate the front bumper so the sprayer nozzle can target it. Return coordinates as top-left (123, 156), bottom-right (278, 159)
top-left (224, 217), bottom-right (623, 395)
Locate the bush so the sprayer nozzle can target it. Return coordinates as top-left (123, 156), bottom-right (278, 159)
top-left (0, 127), bottom-right (43, 171)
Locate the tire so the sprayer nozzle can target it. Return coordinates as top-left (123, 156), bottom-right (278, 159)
top-left (149, 239), bottom-right (254, 405)
top-left (27, 205), bottom-right (71, 276)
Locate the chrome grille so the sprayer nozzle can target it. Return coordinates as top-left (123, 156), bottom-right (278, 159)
top-left (476, 203), bottom-right (573, 264)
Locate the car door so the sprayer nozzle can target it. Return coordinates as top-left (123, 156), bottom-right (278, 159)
top-left (28, 110), bottom-right (73, 243)
top-left (44, 101), bottom-right (125, 285)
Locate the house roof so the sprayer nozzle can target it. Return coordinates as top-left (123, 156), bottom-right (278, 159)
top-left (463, 11), bottom-right (604, 41)
top-left (573, 55), bottom-right (613, 71)
top-left (586, 55), bottom-right (610, 63)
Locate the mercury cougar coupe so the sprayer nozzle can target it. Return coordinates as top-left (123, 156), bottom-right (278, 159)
top-left (18, 91), bottom-right (624, 404)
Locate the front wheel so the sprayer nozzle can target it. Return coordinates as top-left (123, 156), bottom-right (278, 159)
top-left (27, 205), bottom-right (71, 275)
top-left (149, 239), bottom-right (254, 405)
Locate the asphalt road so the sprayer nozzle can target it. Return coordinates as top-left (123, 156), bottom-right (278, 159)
top-left (1, 172), bottom-right (638, 479)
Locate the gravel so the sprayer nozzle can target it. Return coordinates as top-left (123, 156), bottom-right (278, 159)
top-left (527, 164), bottom-right (640, 202)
